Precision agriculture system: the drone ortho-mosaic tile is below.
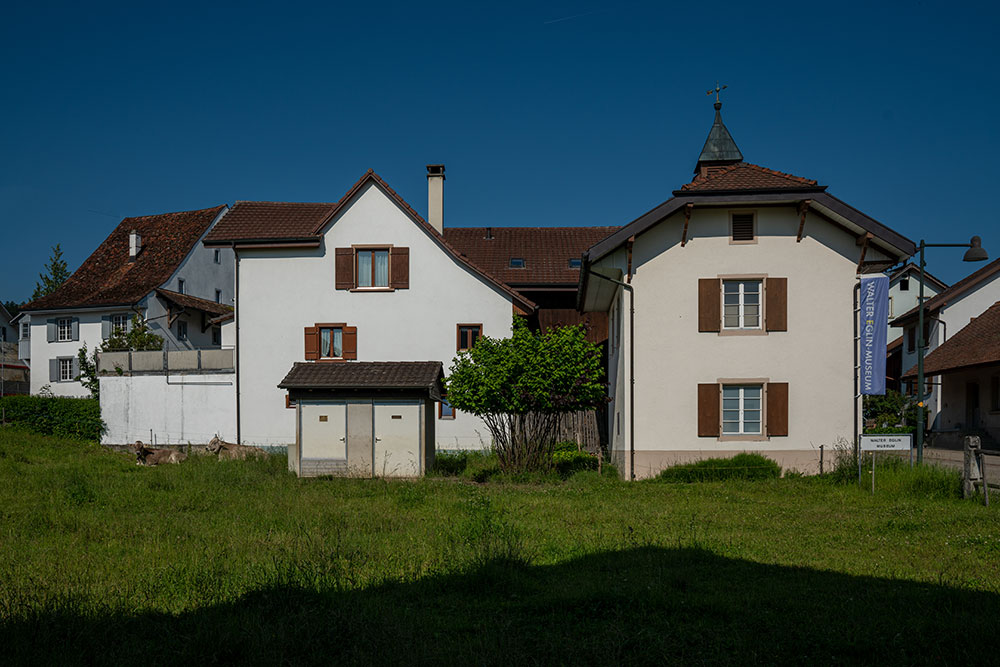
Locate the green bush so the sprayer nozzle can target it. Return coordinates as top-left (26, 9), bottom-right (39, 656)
top-left (552, 449), bottom-right (598, 478)
top-left (0, 395), bottom-right (105, 441)
top-left (655, 453), bottom-right (781, 483)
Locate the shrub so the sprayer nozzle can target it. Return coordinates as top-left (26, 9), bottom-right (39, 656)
top-left (0, 395), bottom-right (105, 441)
top-left (655, 453), bottom-right (781, 483)
top-left (552, 449), bottom-right (598, 478)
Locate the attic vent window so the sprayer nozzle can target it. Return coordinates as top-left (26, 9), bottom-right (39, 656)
top-left (569, 258), bottom-right (582, 269)
top-left (899, 278), bottom-right (910, 291)
top-left (509, 258), bottom-right (526, 268)
top-left (731, 213), bottom-right (756, 243)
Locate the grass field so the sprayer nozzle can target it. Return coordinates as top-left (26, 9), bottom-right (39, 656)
top-left (2, 427), bottom-right (999, 665)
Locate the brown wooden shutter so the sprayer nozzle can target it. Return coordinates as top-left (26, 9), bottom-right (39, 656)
top-left (304, 326), bottom-right (319, 361)
top-left (766, 382), bottom-right (789, 436)
top-left (698, 279), bottom-right (721, 332)
top-left (765, 277), bottom-right (787, 331)
top-left (698, 383), bottom-right (721, 437)
top-left (342, 326), bottom-right (358, 360)
top-left (390, 247), bottom-right (409, 289)
top-left (335, 248), bottom-right (354, 289)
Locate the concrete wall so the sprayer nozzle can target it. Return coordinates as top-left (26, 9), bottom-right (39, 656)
top-left (100, 372), bottom-right (236, 445)
top-left (596, 206), bottom-right (894, 478)
top-left (237, 181), bottom-right (514, 447)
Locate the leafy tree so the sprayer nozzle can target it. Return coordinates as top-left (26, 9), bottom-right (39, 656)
top-left (32, 244), bottom-right (70, 300)
top-left (863, 389), bottom-right (926, 434)
top-left (2, 300), bottom-right (20, 317)
top-left (445, 317), bottom-right (606, 473)
top-left (77, 315), bottom-right (164, 399)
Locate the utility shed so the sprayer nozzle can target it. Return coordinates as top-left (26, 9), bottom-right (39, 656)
top-left (278, 361), bottom-right (443, 478)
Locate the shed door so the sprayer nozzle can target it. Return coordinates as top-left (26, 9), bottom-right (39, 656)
top-left (300, 402), bottom-right (347, 460)
top-left (373, 401), bottom-right (420, 477)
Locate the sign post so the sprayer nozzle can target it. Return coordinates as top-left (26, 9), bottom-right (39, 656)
top-left (860, 434), bottom-right (913, 492)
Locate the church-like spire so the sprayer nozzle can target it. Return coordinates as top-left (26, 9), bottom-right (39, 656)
top-left (694, 98), bottom-right (743, 175)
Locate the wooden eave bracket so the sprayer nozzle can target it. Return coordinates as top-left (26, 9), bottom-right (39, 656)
top-left (201, 312), bottom-right (211, 333)
top-left (856, 232), bottom-right (873, 274)
top-left (796, 200), bottom-right (811, 242)
top-left (166, 305), bottom-right (180, 328)
top-left (681, 203), bottom-right (694, 247)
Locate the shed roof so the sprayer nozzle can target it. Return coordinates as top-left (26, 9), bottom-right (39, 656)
top-left (903, 301), bottom-right (1000, 377)
top-left (278, 361), bottom-right (444, 398)
top-left (891, 257), bottom-right (1000, 326)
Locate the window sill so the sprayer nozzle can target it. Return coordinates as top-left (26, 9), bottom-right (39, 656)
top-left (718, 329), bottom-right (767, 337)
top-left (317, 358), bottom-right (347, 363)
top-left (717, 434), bottom-right (769, 442)
top-left (349, 287), bottom-right (395, 293)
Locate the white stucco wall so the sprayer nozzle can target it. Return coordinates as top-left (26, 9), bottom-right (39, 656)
top-left (236, 181), bottom-right (515, 447)
top-left (888, 272), bottom-right (941, 344)
top-left (100, 372), bottom-right (236, 445)
top-left (594, 206), bottom-right (894, 478)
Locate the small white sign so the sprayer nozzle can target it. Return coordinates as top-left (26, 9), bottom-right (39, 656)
top-left (861, 434), bottom-right (912, 451)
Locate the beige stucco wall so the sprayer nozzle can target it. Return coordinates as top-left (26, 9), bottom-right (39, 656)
top-left (597, 205), bottom-right (893, 479)
top-left (937, 365), bottom-right (1000, 442)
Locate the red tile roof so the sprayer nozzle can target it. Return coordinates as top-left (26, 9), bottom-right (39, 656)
top-left (24, 206), bottom-right (227, 311)
top-left (679, 162), bottom-right (824, 193)
top-left (444, 227), bottom-right (619, 285)
top-left (891, 257), bottom-right (1000, 326)
top-left (202, 170), bottom-right (539, 312)
top-left (903, 301), bottom-right (1000, 377)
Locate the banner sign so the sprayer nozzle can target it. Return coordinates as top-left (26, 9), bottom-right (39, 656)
top-left (860, 275), bottom-right (889, 395)
top-left (860, 434), bottom-right (912, 451)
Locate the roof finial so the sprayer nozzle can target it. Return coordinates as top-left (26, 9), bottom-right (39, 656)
top-left (706, 81), bottom-right (727, 110)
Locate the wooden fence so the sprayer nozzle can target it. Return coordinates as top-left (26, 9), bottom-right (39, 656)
top-left (556, 407), bottom-right (608, 455)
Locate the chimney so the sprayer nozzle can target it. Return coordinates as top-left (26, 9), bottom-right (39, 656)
top-left (485, 227), bottom-right (493, 240)
top-left (426, 164), bottom-right (445, 233)
top-left (129, 230), bottom-right (142, 261)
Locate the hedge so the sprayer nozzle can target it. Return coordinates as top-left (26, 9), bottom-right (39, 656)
top-left (655, 453), bottom-right (782, 483)
top-left (0, 395), bottom-right (105, 441)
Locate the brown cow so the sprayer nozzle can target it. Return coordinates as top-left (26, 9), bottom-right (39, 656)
top-left (206, 436), bottom-right (267, 460)
top-left (130, 441), bottom-right (187, 466)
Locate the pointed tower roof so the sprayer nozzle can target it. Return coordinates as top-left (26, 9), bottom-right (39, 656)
top-left (694, 101), bottom-right (743, 173)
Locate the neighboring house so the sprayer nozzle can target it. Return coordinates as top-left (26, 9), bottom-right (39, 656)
top-left (201, 166), bottom-right (616, 469)
top-left (885, 263), bottom-right (947, 391)
top-left (578, 101), bottom-right (915, 478)
top-left (0, 303), bottom-right (15, 344)
top-left (1, 341), bottom-right (30, 395)
top-left (902, 300), bottom-right (1000, 448)
top-left (19, 206), bottom-right (234, 397)
top-left (892, 256), bottom-right (1000, 431)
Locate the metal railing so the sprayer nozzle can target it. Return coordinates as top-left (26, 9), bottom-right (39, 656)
top-left (97, 348), bottom-right (234, 374)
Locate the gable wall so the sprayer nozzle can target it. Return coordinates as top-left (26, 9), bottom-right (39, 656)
top-left (236, 182), bottom-right (515, 447)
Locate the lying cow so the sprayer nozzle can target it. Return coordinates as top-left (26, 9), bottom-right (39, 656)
top-left (131, 441), bottom-right (187, 466)
top-left (206, 436), bottom-right (267, 460)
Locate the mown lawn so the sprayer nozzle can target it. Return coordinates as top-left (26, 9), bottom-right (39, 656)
top-left (1, 427), bottom-right (999, 665)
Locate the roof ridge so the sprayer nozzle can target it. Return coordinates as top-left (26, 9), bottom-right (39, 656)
top-left (233, 200), bottom-right (337, 206)
top-left (742, 162), bottom-right (818, 185)
top-left (123, 204), bottom-right (227, 221)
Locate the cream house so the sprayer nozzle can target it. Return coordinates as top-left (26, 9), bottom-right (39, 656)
top-left (579, 102), bottom-right (915, 478)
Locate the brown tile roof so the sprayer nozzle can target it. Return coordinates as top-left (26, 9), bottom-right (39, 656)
top-left (678, 162), bottom-right (825, 193)
top-left (444, 226), bottom-right (619, 285)
top-left (891, 257), bottom-right (1000, 326)
top-left (203, 170), bottom-right (537, 312)
top-left (23, 206), bottom-right (227, 312)
top-left (278, 361), bottom-right (443, 396)
top-left (903, 301), bottom-right (1000, 377)
top-left (154, 288), bottom-right (233, 317)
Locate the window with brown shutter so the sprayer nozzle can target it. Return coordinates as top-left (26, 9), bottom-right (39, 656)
top-left (730, 212), bottom-right (756, 243)
top-left (766, 382), bottom-right (788, 436)
top-left (698, 383), bottom-right (721, 437)
top-left (304, 326), bottom-right (319, 360)
top-left (390, 247), bottom-right (409, 288)
top-left (335, 248), bottom-right (354, 289)
top-left (342, 326), bottom-right (357, 360)
top-left (305, 323), bottom-right (357, 361)
top-left (698, 279), bottom-right (721, 332)
top-left (765, 278), bottom-right (787, 331)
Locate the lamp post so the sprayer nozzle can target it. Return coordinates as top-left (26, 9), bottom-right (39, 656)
top-left (915, 236), bottom-right (989, 463)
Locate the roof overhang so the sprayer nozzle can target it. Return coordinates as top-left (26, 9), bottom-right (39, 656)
top-left (204, 237), bottom-right (322, 249)
top-left (578, 264), bottom-right (623, 313)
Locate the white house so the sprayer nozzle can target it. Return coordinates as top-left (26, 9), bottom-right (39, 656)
top-left (20, 206), bottom-right (235, 397)
top-left (893, 256), bottom-right (1000, 432)
top-left (0, 303), bottom-right (15, 344)
top-left (578, 102), bottom-right (915, 479)
top-left (202, 168), bottom-right (537, 458)
top-left (887, 263), bottom-right (947, 343)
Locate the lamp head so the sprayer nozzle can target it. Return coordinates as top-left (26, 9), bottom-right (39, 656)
top-left (963, 236), bottom-right (989, 262)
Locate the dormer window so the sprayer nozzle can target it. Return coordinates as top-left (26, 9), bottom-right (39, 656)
top-left (509, 258), bottom-right (526, 268)
top-left (569, 258), bottom-right (582, 269)
top-left (730, 212), bottom-right (756, 243)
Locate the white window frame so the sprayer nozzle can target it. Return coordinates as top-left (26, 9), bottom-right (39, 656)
top-left (111, 313), bottom-right (129, 334)
top-left (215, 289), bottom-right (222, 304)
top-left (177, 278), bottom-right (185, 294)
top-left (57, 317), bottom-right (73, 342)
top-left (59, 357), bottom-right (73, 382)
top-left (21, 322), bottom-right (30, 340)
top-left (177, 320), bottom-right (188, 341)
top-left (721, 384), bottom-right (763, 436)
top-left (722, 279), bottom-right (763, 330)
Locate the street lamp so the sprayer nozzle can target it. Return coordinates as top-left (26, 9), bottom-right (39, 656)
top-left (915, 236), bottom-right (989, 463)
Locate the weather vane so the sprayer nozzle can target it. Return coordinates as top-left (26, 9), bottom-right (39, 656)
top-left (707, 82), bottom-right (727, 103)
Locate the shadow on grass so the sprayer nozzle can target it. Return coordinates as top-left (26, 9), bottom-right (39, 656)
top-left (4, 546), bottom-right (998, 665)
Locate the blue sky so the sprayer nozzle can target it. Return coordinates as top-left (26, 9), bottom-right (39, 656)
top-left (2, 1), bottom-right (997, 302)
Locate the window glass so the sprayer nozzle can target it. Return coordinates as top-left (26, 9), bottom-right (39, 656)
top-left (58, 318), bottom-right (72, 341)
top-left (440, 400), bottom-right (455, 419)
top-left (722, 384), bottom-right (762, 435)
top-left (320, 327), bottom-right (343, 358)
top-left (21, 323), bottom-right (29, 339)
top-left (177, 321), bottom-right (188, 341)
top-left (212, 327), bottom-right (221, 346)
top-left (357, 251), bottom-right (372, 288)
top-left (112, 314), bottom-right (129, 334)
top-left (215, 290), bottom-right (222, 304)
top-left (509, 258), bottom-right (525, 268)
top-left (458, 325), bottom-right (481, 351)
top-left (569, 258), bottom-right (582, 269)
top-left (177, 279), bottom-right (185, 294)
top-left (59, 358), bottom-right (73, 382)
top-left (722, 280), bottom-right (762, 329)
top-left (214, 249), bottom-right (221, 264)
top-left (373, 250), bottom-right (389, 287)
